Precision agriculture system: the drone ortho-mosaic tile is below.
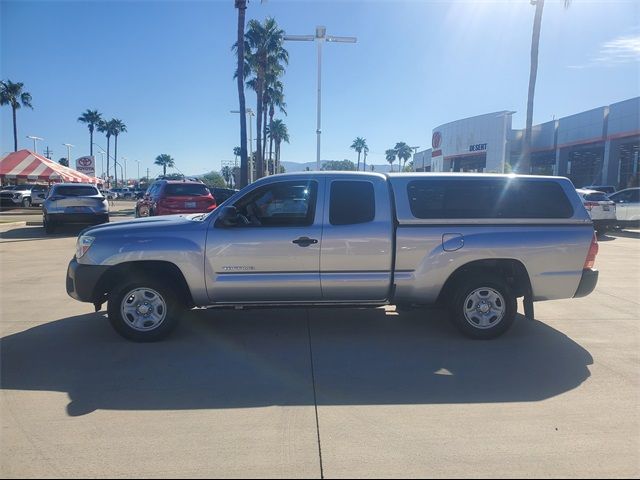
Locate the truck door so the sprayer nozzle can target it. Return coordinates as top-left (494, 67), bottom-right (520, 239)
top-left (320, 176), bottom-right (394, 301)
top-left (205, 178), bottom-right (324, 302)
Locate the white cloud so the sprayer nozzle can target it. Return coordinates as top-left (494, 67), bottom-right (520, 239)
top-left (569, 33), bottom-right (640, 69)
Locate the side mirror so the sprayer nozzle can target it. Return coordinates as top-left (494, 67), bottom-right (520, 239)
top-left (216, 205), bottom-right (239, 227)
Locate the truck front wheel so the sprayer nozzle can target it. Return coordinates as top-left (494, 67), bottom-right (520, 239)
top-left (449, 275), bottom-right (517, 339)
top-left (107, 278), bottom-right (182, 342)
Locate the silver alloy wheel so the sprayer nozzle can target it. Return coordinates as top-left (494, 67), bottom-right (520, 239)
top-left (121, 288), bottom-right (167, 332)
top-left (463, 287), bottom-right (506, 330)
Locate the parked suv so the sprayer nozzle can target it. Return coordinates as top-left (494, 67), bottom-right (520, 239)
top-left (609, 187), bottom-right (640, 228)
top-left (135, 180), bottom-right (217, 217)
top-left (576, 189), bottom-right (616, 232)
top-left (0, 184), bottom-right (48, 207)
top-left (43, 183), bottom-right (109, 233)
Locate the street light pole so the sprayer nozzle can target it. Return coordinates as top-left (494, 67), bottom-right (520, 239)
top-left (63, 143), bottom-right (74, 166)
top-left (121, 157), bottom-right (128, 186)
top-left (26, 136), bottom-right (43, 153)
top-left (284, 26), bottom-right (357, 171)
top-left (231, 108), bottom-right (255, 183)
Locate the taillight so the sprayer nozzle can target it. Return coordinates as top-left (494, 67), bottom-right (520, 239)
top-left (584, 202), bottom-right (599, 211)
top-left (584, 233), bottom-right (599, 269)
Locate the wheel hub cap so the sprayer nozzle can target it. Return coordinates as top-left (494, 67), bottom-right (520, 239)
top-left (463, 287), bottom-right (506, 330)
top-left (121, 288), bottom-right (167, 332)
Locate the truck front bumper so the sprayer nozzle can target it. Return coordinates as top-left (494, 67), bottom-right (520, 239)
top-left (66, 258), bottom-right (109, 303)
top-left (573, 268), bottom-right (599, 298)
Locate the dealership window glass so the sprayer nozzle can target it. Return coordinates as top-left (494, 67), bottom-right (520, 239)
top-left (233, 180), bottom-right (318, 227)
top-left (329, 181), bottom-right (375, 226)
top-left (407, 179), bottom-right (574, 219)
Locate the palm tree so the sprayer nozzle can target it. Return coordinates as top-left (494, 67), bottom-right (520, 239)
top-left (0, 80), bottom-right (33, 152)
top-left (385, 149), bottom-right (397, 172)
top-left (521, 0), bottom-right (572, 173)
top-left (265, 77), bottom-right (286, 170)
top-left (243, 17), bottom-right (288, 179)
top-left (111, 119), bottom-right (127, 186)
top-left (77, 109), bottom-right (102, 157)
top-left (363, 145), bottom-right (369, 171)
top-left (350, 137), bottom-right (368, 171)
top-left (97, 119), bottom-right (115, 186)
top-left (221, 165), bottom-right (233, 188)
top-left (234, 0), bottom-right (249, 187)
top-left (395, 142), bottom-right (413, 171)
top-left (269, 119), bottom-right (289, 174)
top-left (154, 154), bottom-right (175, 176)
top-left (233, 146), bottom-right (241, 166)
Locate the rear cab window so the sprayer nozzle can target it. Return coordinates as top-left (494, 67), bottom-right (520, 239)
top-left (329, 180), bottom-right (375, 225)
top-left (407, 178), bottom-right (574, 219)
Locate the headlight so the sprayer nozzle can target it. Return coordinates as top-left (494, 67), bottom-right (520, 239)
top-left (12, 193), bottom-right (20, 199)
top-left (76, 235), bottom-right (95, 259)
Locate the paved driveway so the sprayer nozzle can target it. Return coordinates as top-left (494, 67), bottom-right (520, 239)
top-left (1, 224), bottom-right (638, 478)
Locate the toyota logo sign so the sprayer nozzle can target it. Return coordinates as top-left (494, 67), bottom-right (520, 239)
top-left (432, 132), bottom-right (442, 149)
top-left (78, 157), bottom-right (92, 167)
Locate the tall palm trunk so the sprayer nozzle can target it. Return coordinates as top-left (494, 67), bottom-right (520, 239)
top-left (522, 0), bottom-right (545, 174)
top-left (268, 107), bottom-right (275, 173)
top-left (262, 103), bottom-right (268, 171)
top-left (363, 150), bottom-right (367, 171)
top-left (114, 135), bottom-right (119, 187)
top-left (106, 136), bottom-right (111, 188)
top-left (12, 106), bottom-right (17, 152)
top-left (89, 126), bottom-right (94, 157)
top-left (236, 0), bottom-right (249, 187)
top-left (357, 151), bottom-right (361, 171)
top-left (255, 73), bottom-right (265, 179)
top-left (276, 140), bottom-right (281, 174)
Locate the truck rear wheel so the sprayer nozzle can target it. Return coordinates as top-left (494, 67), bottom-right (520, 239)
top-left (449, 274), bottom-right (517, 339)
top-left (107, 278), bottom-right (182, 342)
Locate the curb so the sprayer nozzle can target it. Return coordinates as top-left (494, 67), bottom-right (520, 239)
top-left (0, 221), bottom-right (27, 228)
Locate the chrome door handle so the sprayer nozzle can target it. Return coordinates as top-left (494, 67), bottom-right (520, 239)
top-left (292, 237), bottom-right (318, 247)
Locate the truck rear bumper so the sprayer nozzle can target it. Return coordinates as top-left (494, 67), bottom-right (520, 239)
top-left (573, 268), bottom-right (599, 298)
top-left (66, 258), bottom-right (109, 303)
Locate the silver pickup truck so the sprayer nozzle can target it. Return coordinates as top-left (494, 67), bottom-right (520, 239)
top-left (66, 172), bottom-right (599, 341)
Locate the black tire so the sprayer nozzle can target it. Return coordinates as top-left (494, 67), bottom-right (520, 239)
top-left (43, 215), bottom-right (56, 234)
top-left (449, 274), bottom-right (517, 339)
top-left (107, 277), bottom-right (183, 342)
top-left (22, 197), bottom-right (31, 207)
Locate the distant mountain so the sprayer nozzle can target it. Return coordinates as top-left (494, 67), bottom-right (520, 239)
top-left (281, 160), bottom-right (393, 173)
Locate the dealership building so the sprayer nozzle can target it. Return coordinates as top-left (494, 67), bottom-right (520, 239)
top-left (413, 96), bottom-right (640, 189)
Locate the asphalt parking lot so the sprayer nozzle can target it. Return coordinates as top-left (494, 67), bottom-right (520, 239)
top-left (0, 219), bottom-right (638, 478)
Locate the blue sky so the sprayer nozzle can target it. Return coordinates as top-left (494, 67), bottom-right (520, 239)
top-left (1, 0), bottom-right (639, 177)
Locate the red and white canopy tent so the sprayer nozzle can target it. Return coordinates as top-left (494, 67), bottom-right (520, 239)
top-left (0, 150), bottom-right (99, 184)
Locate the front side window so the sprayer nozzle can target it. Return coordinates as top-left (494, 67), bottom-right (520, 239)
top-left (232, 180), bottom-right (318, 227)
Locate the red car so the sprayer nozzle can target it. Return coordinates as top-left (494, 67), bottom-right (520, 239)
top-left (135, 180), bottom-right (217, 217)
